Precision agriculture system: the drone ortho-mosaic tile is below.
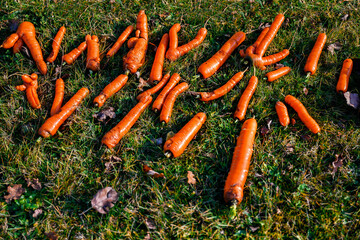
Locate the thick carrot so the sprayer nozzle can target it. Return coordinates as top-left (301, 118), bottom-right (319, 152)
top-left (234, 76), bottom-right (258, 121)
top-left (101, 94), bottom-right (152, 149)
top-left (163, 112), bottom-right (206, 158)
top-left (106, 25), bottom-right (134, 58)
top-left (2, 33), bottom-right (19, 48)
top-left (198, 32), bottom-right (246, 79)
top-left (85, 35), bottom-right (100, 71)
top-left (265, 66), bottom-right (291, 82)
top-left (152, 73), bottom-right (181, 112)
top-left (159, 82), bottom-right (189, 123)
top-left (224, 118), bottom-right (257, 205)
top-left (336, 59), bottom-right (353, 93)
top-left (285, 95), bottom-right (320, 134)
top-left (127, 37), bottom-right (139, 48)
top-left (197, 71), bottom-right (245, 102)
top-left (13, 38), bottom-right (23, 54)
top-left (50, 78), bottom-right (65, 116)
top-left (15, 73), bottom-right (41, 109)
top-left (304, 33), bottom-right (327, 76)
top-left (38, 87), bottom-right (89, 138)
top-left (149, 34), bottom-right (169, 82)
top-left (93, 74), bottom-right (128, 107)
top-left (275, 101), bottom-right (290, 126)
top-left (137, 72), bottom-right (170, 101)
top-left (47, 26), bottom-right (66, 63)
top-left (62, 41), bottom-right (87, 65)
top-left (136, 10), bottom-right (148, 40)
top-left (262, 49), bottom-right (289, 66)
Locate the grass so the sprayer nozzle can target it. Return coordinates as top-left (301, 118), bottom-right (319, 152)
top-left (0, 0), bottom-right (360, 239)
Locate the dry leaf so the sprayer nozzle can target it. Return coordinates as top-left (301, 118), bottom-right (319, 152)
top-left (187, 171), bottom-right (196, 185)
top-left (260, 126), bottom-right (269, 136)
top-left (143, 164), bottom-right (164, 178)
top-left (4, 184), bottom-right (25, 203)
top-left (104, 156), bottom-right (122, 172)
top-left (327, 42), bottom-right (342, 55)
top-left (250, 226), bottom-right (259, 232)
top-left (301, 134), bottom-right (312, 141)
top-left (32, 208), bottom-right (43, 218)
top-left (135, 71), bottom-right (141, 79)
top-left (137, 77), bottom-right (149, 91)
top-left (26, 178), bottom-right (42, 190)
top-left (267, 119), bottom-right (272, 130)
top-left (341, 14), bottom-right (349, 21)
top-left (344, 92), bottom-right (360, 109)
top-left (145, 218), bottom-right (156, 230)
top-left (45, 232), bottom-right (59, 240)
top-left (285, 143), bottom-right (294, 154)
top-left (332, 154), bottom-right (344, 175)
top-left (303, 87), bottom-right (308, 95)
top-left (93, 107), bottom-right (116, 122)
top-left (144, 232), bottom-right (151, 240)
top-left (91, 187), bottom-right (119, 214)
top-left (259, 22), bottom-right (271, 29)
top-left (275, 63), bottom-right (285, 69)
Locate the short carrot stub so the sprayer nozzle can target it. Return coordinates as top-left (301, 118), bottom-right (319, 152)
top-left (336, 59), bottom-right (353, 93)
top-left (275, 101), bottom-right (290, 126)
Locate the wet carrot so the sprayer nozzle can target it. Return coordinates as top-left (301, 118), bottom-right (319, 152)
top-left (62, 41), bottom-right (87, 65)
top-left (106, 25), bottom-right (134, 58)
top-left (234, 76), bottom-right (258, 121)
top-left (152, 73), bottom-right (181, 112)
top-left (86, 35), bottom-right (100, 71)
top-left (50, 78), bottom-right (65, 116)
top-left (275, 101), bottom-right (290, 126)
top-left (93, 74), bottom-right (128, 107)
top-left (137, 72), bottom-right (170, 101)
top-left (47, 26), bottom-right (66, 63)
top-left (149, 34), bottom-right (169, 82)
top-left (265, 66), bottom-right (291, 82)
top-left (336, 58), bottom-right (353, 93)
top-left (15, 73), bottom-right (41, 109)
top-left (304, 33), bottom-right (327, 76)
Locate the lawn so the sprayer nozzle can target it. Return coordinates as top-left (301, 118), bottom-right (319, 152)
top-left (0, 0), bottom-right (359, 239)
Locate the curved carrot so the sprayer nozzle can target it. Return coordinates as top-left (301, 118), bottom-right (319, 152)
top-left (62, 41), bottom-right (87, 65)
top-left (275, 101), bottom-right (290, 126)
top-left (167, 23), bottom-right (181, 53)
top-left (38, 87), bottom-right (89, 138)
top-left (152, 73), bottom-right (181, 112)
top-left (16, 73), bottom-right (41, 109)
top-left (47, 26), bottom-right (66, 63)
top-left (149, 33), bottom-right (169, 82)
top-left (93, 74), bottom-right (128, 107)
top-left (50, 78), bottom-right (65, 116)
top-left (197, 71), bottom-right (245, 102)
top-left (234, 76), bottom-right (258, 121)
top-left (101, 94), bottom-right (152, 149)
top-left (160, 82), bottom-right (189, 123)
top-left (137, 72), bottom-right (170, 101)
top-left (136, 10), bottom-right (148, 40)
top-left (86, 35), bottom-right (100, 71)
top-left (13, 38), bottom-right (23, 54)
top-left (163, 112), bottom-right (206, 158)
top-left (241, 27), bottom-right (269, 57)
top-left (336, 58), bottom-right (353, 93)
top-left (265, 66), bottom-right (291, 82)
top-left (262, 49), bottom-right (289, 66)
top-left (2, 33), bottom-right (19, 48)
top-left (224, 118), bottom-right (257, 205)
top-left (127, 37), bottom-right (139, 48)
top-left (198, 32), bottom-right (246, 79)
top-left (106, 25), bottom-right (134, 58)
top-left (304, 33), bottom-right (327, 76)
top-left (285, 95), bottom-right (320, 134)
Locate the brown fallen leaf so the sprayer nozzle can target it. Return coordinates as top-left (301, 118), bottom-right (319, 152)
top-left (137, 77), bottom-right (149, 91)
top-left (301, 134), bottom-right (312, 141)
top-left (45, 232), bottom-right (59, 240)
top-left (327, 42), bottom-right (342, 55)
top-left (91, 187), bottom-right (119, 214)
top-left (250, 226), bottom-right (259, 232)
top-left (275, 63), bottom-right (285, 69)
top-left (143, 164), bottom-right (164, 178)
top-left (303, 87), bottom-right (308, 95)
top-left (341, 14), bottom-right (349, 21)
top-left (260, 126), bottom-right (269, 136)
top-left (259, 22), bottom-right (271, 29)
top-left (145, 218), bottom-right (156, 230)
top-left (26, 178), bottom-right (42, 190)
top-left (332, 154), bottom-right (344, 175)
top-left (187, 171), bottom-right (196, 185)
top-left (104, 156), bottom-right (122, 173)
top-left (285, 143), bottom-right (294, 154)
top-left (144, 232), bottom-right (151, 240)
top-left (32, 208), bottom-right (43, 218)
top-left (344, 92), bottom-right (359, 109)
top-left (93, 107), bottom-right (116, 122)
top-left (4, 184), bottom-right (25, 203)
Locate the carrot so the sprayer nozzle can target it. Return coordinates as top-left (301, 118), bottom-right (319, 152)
top-left (149, 34), bottom-right (169, 82)
top-left (197, 71), bottom-right (245, 102)
top-left (262, 49), bottom-right (289, 66)
top-left (275, 101), bottom-right (290, 126)
top-left (265, 66), bottom-right (291, 82)
top-left (93, 74), bottom-right (128, 107)
top-left (85, 35), bottom-right (100, 71)
top-left (304, 33), bottom-right (327, 76)
top-left (38, 87), bottom-right (89, 138)
top-left (15, 73), bottom-right (41, 109)
top-left (136, 10), bottom-right (148, 40)
top-left (47, 26), bottom-right (66, 63)
top-left (127, 37), bottom-right (139, 48)
top-left (106, 25), bottom-right (134, 58)
top-left (336, 58), bottom-right (353, 93)
top-left (240, 27), bottom-right (269, 57)
top-left (137, 72), bottom-right (170, 101)
top-left (1, 33), bottom-right (19, 49)
top-left (101, 94), bottom-right (152, 149)
top-left (198, 32), bottom-right (246, 79)
top-left (163, 112), bottom-right (206, 158)
top-left (50, 78), bottom-right (65, 116)
top-left (234, 76), bottom-right (258, 121)
top-left (159, 82), bottom-right (189, 123)
top-left (285, 95), bottom-right (320, 134)
top-left (62, 41), bottom-right (87, 65)
top-left (152, 73), bottom-right (181, 112)
top-left (13, 38), bottom-right (23, 54)
top-left (167, 23), bottom-right (181, 54)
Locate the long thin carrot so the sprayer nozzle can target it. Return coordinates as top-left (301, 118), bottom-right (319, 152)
top-left (137, 72), bottom-right (170, 101)
top-left (101, 94), bottom-right (152, 149)
top-left (50, 78), bottom-right (65, 116)
top-left (234, 76), bottom-right (258, 121)
top-left (262, 49), bottom-right (289, 66)
top-left (167, 23), bottom-right (181, 55)
top-left (198, 32), bottom-right (246, 79)
top-left (86, 35), bottom-right (100, 71)
top-left (163, 112), bottom-right (206, 158)
top-left (265, 66), bottom-right (291, 82)
top-left (285, 95), bottom-right (320, 134)
top-left (152, 73), bottom-right (181, 112)
top-left (62, 41), bottom-right (87, 65)
top-left (47, 26), bottom-right (66, 63)
top-left (38, 87), bottom-right (89, 138)
top-left (15, 73), bottom-right (41, 109)
top-left (93, 74), bottom-right (128, 107)
top-left (304, 33), bottom-right (327, 76)
top-left (106, 25), bottom-right (134, 58)
top-left (13, 38), bottom-right (23, 54)
top-left (275, 101), bottom-right (290, 126)
top-left (336, 58), bottom-right (353, 93)
top-left (149, 34), bottom-right (169, 82)
top-left (159, 82), bottom-right (189, 123)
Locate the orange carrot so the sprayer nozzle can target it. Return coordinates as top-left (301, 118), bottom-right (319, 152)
top-left (265, 66), bottom-right (291, 82)
top-left (2, 33), bottom-right (19, 49)
top-left (38, 87), bottom-right (89, 138)
top-left (275, 101), bottom-right (290, 126)
top-left (198, 32), bottom-right (246, 79)
top-left (234, 76), bottom-right (258, 121)
top-left (15, 73), bottom-right (41, 109)
top-left (13, 38), bottom-right (23, 54)
top-left (85, 35), bottom-right (100, 71)
top-left (62, 41), bottom-right (87, 65)
top-left (160, 82), bottom-right (189, 123)
top-left (285, 95), bottom-right (320, 134)
top-left (240, 27), bottom-right (269, 57)
top-left (47, 26), bottom-right (66, 63)
top-left (149, 33), bottom-right (169, 82)
top-left (152, 73), bottom-right (181, 112)
top-left (93, 74), bottom-right (128, 107)
top-left (137, 72), bottom-right (170, 101)
top-left (336, 58), bottom-right (353, 93)
top-left (106, 25), bottom-right (134, 58)
top-left (136, 10), bottom-right (148, 40)
top-left (262, 49), bottom-right (289, 66)
top-left (167, 23), bottom-right (181, 54)
top-left (50, 78), bottom-right (65, 116)
top-left (304, 33), bottom-right (327, 76)
top-left (127, 37), bottom-right (139, 48)
top-left (163, 112), bottom-right (206, 158)
top-left (101, 94), bottom-right (152, 148)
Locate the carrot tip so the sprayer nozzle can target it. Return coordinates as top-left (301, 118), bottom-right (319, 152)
top-left (164, 151), bottom-right (172, 158)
